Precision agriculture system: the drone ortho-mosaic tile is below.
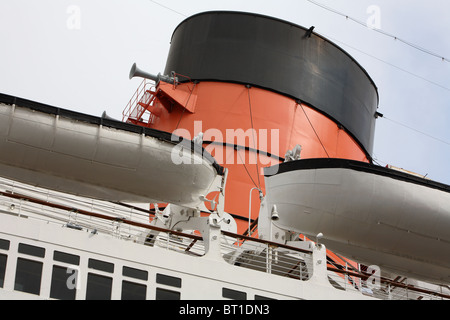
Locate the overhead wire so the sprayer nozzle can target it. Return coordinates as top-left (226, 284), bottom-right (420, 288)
top-left (146, 1), bottom-right (450, 153)
top-left (372, 114), bottom-right (450, 171)
top-left (148, 0), bottom-right (187, 17)
top-left (382, 116), bottom-right (450, 147)
top-left (302, 1), bottom-right (450, 150)
top-left (305, 0), bottom-right (450, 63)
top-left (327, 36), bottom-right (450, 92)
top-left (147, 0), bottom-right (450, 94)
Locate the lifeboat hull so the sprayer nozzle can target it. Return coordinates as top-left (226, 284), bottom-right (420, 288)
top-left (0, 94), bottom-right (223, 207)
top-left (264, 158), bottom-right (450, 284)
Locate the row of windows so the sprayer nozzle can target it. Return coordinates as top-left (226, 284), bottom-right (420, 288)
top-left (222, 288), bottom-right (276, 300)
top-left (0, 238), bottom-right (182, 300)
top-left (0, 238), bottom-right (276, 300)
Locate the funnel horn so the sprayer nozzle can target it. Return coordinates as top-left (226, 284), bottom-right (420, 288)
top-left (101, 111), bottom-right (118, 121)
top-left (129, 63), bottom-right (175, 84)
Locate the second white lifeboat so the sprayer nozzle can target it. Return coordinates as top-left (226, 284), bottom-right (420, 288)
top-left (264, 158), bottom-right (450, 285)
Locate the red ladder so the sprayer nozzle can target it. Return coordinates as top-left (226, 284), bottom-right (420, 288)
top-left (123, 79), bottom-right (159, 126)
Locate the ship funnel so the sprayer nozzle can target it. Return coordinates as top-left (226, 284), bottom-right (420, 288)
top-left (128, 11), bottom-right (379, 235)
top-left (129, 63), bottom-right (175, 84)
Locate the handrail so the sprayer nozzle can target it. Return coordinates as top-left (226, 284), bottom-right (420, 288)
top-left (0, 188), bottom-right (447, 300)
top-left (328, 267), bottom-right (450, 300)
top-left (123, 79), bottom-right (154, 122)
top-left (0, 188), bottom-right (310, 255)
top-left (222, 228), bottom-right (449, 299)
top-left (0, 190), bottom-right (202, 242)
top-left (221, 230), bottom-right (313, 255)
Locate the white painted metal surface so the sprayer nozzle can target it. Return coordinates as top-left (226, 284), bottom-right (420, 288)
top-left (0, 175), bottom-right (447, 300)
top-left (0, 196), bottom-right (372, 300)
top-left (0, 103), bottom-right (218, 207)
top-left (265, 164), bottom-right (450, 285)
top-left (0, 101), bottom-right (447, 300)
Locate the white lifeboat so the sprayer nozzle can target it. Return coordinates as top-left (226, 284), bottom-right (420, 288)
top-left (0, 94), bottom-right (223, 208)
top-left (264, 158), bottom-right (450, 285)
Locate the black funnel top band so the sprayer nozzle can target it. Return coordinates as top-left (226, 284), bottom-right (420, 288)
top-left (165, 11), bottom-right (379, 157)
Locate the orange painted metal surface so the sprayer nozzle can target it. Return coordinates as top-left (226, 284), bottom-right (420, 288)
top-left (131, 80), bottom-right (370, 234)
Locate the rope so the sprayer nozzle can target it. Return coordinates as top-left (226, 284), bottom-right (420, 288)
top-left (299, 102), bottom-right (330, 158)
top-left (175, 82), bottom-right (197, 130)
top-left (247, 86), bottom-right (262, 189)
top-left (237, 146), bottom-right (260, 189)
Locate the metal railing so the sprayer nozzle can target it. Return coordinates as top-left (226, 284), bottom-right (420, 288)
top-left (0, 177), bottom-right (448, 300)
top-left (122, 78), bottom-right (156, 123)
top-left (0, 178), bottom-right (205, 257)
top-left (326, 266), bottom-right (450, 300)
top-left (220, 231), bottom-right (313, 281)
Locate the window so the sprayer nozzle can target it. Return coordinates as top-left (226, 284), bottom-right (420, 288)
top-left (121, 280), bottom-right (147, 300)
top-left (50, 265), bottom-right (77, 300)
top-left (255, 294), bottom-right (277, 300)
top-left (156, 273), bottom-right (182, 288)
top-left (0, 239), bottom-right (10, 251)
top-left (18, 243), bottom-right (45, 258)
top-left (156, 287), bottom-right (180, 300)
top-left (123, 266), bottom-right (148, 281)
top-left (88, 258), bottom-right (114, 273)
top-left (14, 258), bottom-right (43, 295)
top-left (53, 251), bottom-right (80, 266)
top-left (0, 254), bottom-right (7, 288)
top-left (86, 273), bottom-right (113, 300)
top-left (222, 287), bottom-right (247, 300)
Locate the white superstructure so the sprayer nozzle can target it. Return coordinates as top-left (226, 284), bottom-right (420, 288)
top-left (0, 176), bottom-right (447, 301)
top-left (0, 95), bottom-right (448, 301)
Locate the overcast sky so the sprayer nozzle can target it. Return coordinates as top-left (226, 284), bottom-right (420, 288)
top-left (1, 0), bottom-right (449, 184)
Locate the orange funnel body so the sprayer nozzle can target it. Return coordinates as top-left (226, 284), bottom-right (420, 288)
top-left (125, 11), bottom-right (379, 235)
